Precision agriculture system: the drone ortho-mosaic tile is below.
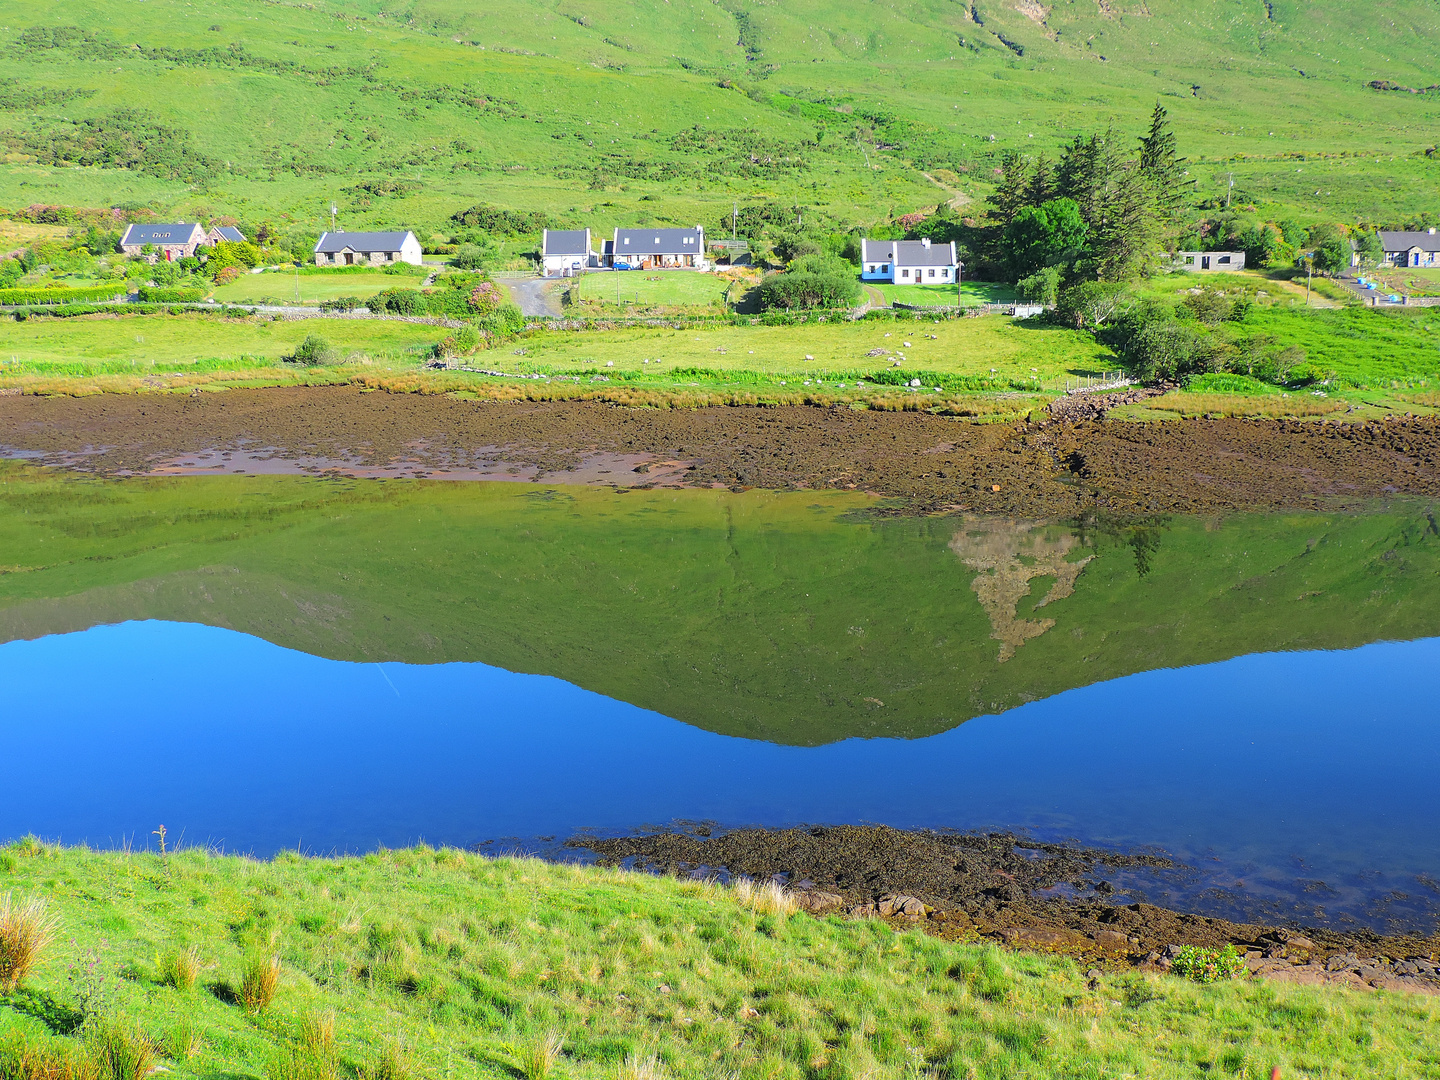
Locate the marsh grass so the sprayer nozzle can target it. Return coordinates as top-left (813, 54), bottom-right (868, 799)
top-left (157, 946), bottom-right (199, 991)
top-left (0, 1030), bottom-right (100, 1080)
top-left (238, 954), bottom-right (280, 1014)
top-left (162, 1018), bottom-right (201, 1061)
top-left (360, 1044), bottom-right (412, 1080)
top-left (299, 1010), bottom-right (337, 1059)
top-left (732, 877), bottom-right (797, 917)
top-left (1145, 391), bottom-right (1346, 419)
top-left (0, 893), bottom-right (58, 994)
top-left (616, 1052), bottom-right (664, 1080)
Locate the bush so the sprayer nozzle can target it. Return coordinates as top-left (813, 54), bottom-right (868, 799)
top-left (1170, 944), bottom-right (1245, 983)
top-left (450, 243), bottom-right (487, 270)
top-left (467, 280), bottom-right (506, 315)
top-left (757, 254), bottom-right (861, 311)
top-left (135, 286), bottom-right (204, 303)
top-left (0, 284), bottom-right (126, 305)
top-left (318, 296), bottom-right (363, 313)
top-left (449, 204), bottom-right (551, 235)
top-left (1055, 281), bottom-right (1130, 330)
top-left (367, 288), bottom-right (423, 315)
top-left (1016, 266), bottom-right (1060, 306)
top-left (0, 893), bottom-right (57, 993)
top-left (288, 335), bottom-right (339, 366)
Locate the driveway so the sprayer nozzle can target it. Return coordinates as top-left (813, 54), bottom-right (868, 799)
top-left (502, 276), bottom-right (564, 319)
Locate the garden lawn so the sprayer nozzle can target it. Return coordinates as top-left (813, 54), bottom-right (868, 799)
top-left (571, 271), bottom-right (732, 310)
top-left (0, 843), bottom-right (1436, 1080)
top-left (209, 271), bottom-right (409, 306)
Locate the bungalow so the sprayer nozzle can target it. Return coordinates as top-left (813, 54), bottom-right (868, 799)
top-left (205, 225), bottom-right (247, 246)
top-left (1379, 229), bottom-right (1440, 268)
top-left (120, 223), bottom-right (206, 262)
top-left (1174, 251), bottom-right (1246, 272)
top-left (313, 230), bottom-right (422, 267)
top-left (541, 229), bottom-right (599, 276)
top-left (608, 226), bottom-right (707, 270)
top-left (859, 238), bottom-right (960, 284)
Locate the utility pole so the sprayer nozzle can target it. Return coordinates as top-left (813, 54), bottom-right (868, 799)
top-left (1305, 255), bottom-right (1312, 307)
top-left (732, 202), bottom-right (738, 240)
top-left (1225, 173), bottom-right (1233, 210)
top-left (330, 203), bottom-right (338, 233)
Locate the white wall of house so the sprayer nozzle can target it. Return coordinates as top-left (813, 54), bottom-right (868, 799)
top-left (893, 264), bottom-right (954, 284)
top-left (1175, 251), bottom-right (1246, 272)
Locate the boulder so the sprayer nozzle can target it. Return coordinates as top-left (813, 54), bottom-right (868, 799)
top-left (848, 903), bottom-right (877, 919)
top-left (1091, 930), bottom-right (1129, 951)
top-left (877, 894), bottom-right (928, 919)
top-left (793, 890), bottom-right (845, 914)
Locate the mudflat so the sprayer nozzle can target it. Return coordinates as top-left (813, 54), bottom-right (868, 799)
top-left (2, 385), bottom-right (1438, 514)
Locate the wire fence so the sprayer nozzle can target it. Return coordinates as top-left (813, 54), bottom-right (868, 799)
top-left (1064, 370), bottom-right (1131, 394)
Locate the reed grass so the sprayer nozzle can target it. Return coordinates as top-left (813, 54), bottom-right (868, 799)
top-left (0, 893), bottom-right (58, 994)
top-left (162, 1019), bottom-right (200, 1062)
top-left (731, 877), bottom-right (798, 917)
top-left (86, 1025), bottom-right (152, 1080)
top-left (238, 954), bottom-right (280, 1014)
top-left (299, 1010), bottom-right (336, 1059)
top-left (616, 1052), bottom-right (665, 1080)
top-left (517, 1032), bottom-right (564, 1080)
top-left (1145, 391), bottom-right (1347, 419)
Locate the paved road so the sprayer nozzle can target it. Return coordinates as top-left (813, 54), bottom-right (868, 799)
top-left (503, 276), bottom-right (563, 318)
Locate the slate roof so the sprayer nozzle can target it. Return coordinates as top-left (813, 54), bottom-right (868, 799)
top-left (613, 227), bottom-right (704, 257)
top-left (1379, 230), bottom-right (1440, 251)
top-left (314, 230), bottom-right (415, 253)
top-left (122, 223), bottom-right (203, 246)
top-left (543, 229), bottom-right (592, 256)
top-left (211, 226), bottom-right (247, 243)
top-left (861, 239), bottom-right (959, 267)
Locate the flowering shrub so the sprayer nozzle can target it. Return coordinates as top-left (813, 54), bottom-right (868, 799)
top-left (1171, 944), bottom-right (1246, 983)
top-left (468, 281), bottom-right (505, 314)
top-left (215, 266), bottom-right (241, 285)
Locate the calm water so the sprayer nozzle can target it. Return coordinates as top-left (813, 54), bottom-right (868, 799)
top-left (1, 469), bottom-right (1438, 932)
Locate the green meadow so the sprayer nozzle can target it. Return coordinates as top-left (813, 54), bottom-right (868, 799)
top-left (2, 466), bottom-right (1438, 746)
top-left (0, 0), bottom-right (1436, 240)
top-left (3, 844), bottom-right (1435, 1080)
top-left (208, 271), bottom-right (409, 306)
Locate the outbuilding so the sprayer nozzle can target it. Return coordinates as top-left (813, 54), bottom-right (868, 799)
top-left (313, 230), bottom-right (422, 267)
top-left (859, 238), bottom-right (960, 284)
top-left (541, 229), bottom-right (599, 276)
top-left (205, 225), bottom-right (247, 246)
top-left (120, 223), bottom-right (206, 262)
top-left (1174, 251), bottom-right (1246, 272)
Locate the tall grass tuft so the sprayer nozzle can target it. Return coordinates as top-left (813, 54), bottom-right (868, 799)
top-left (732, 877), bottom-right (797, 917)
top-left (517, 1032), bottom-right (564, 1080)
top-left (617, 1052), bottom-right (665, 1080)
top-left (163, 1018), bottom-right (201, 1061)
top-left (360, 1044), bottom-right (412, 1080)
top-left (300, 1011), bottom-right (337, 1059)
top-left (88, 1024), bottom-right (153, 1080)
top-left (0, 1030), bottom-right (101, 1080)
top-left (158, 945), bottom-right (199, 991)
top-left (0, 892), bottom-right (59, 993)
top-left (239, 954), bottom-right (281, 1013)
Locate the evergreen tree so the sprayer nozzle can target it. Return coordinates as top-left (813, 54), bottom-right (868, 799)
top-left (1137, 102), bottom-right (1190, 217)
top-left (986, 151), bottom-right (1033, 226)
top-left (1025, 154), bottom-right (1055, 207)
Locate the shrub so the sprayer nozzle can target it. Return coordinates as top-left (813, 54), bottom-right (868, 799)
top-left (450, 243), bottom-right (487, 270)
top-left (757, 261), bottom-right (860, 311)
top-left (0, 284), bottom-right (126, 306)
top-left (1170, 944), bottom-right (1245, 983)
top-left (366, 288), bottom-right (423, 315)
top-left (318, 296), bottom-right (363, 313)
top-left (467, 280), bottom-right (506, 314)
top-left (134, 287), bottom-right (204, 303)
top-left (239, 954), bottom-right (280, 1012)
top-left (88, 1024), bottom-right (153, 1080)
top-left (288, 335), bottom-right (339, 366)
top-left (215, 265), bottom-right (241, 285)
top-left (1016, 265), bottom-right (1060, 306)
top-left (158, 946), bottom-right (199, 991)
top-left (0, 893), bottom-right (58, 993)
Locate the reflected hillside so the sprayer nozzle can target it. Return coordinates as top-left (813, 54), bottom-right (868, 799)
top-left (0, 463), bottom-right (1437, 745)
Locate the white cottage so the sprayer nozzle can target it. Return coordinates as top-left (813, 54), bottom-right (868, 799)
top-left (313, 230), bottom-right (422, 267)
top-left (1174, 251), bottom-right (1246, 272)
top-left (541, 229), bottom-right (599, 276)
top-left (859, 238), bottom-right (960, 284)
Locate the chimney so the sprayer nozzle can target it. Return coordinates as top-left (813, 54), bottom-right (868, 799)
top-left (921, 237), bottom-right (931, 248)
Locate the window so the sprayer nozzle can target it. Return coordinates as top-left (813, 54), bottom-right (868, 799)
top-left (867, 265), bottom-right (875, 273)
top-left (927, 268), bottom-right (935, 278)
top-left (941, 268), bottom-right (949, 279)
top-left (902, 268), bottom-right (910, 278)
top-left (624, 238), bottom-right (630, 245)
top-left (1218, 255), bottom-right (1231, 264)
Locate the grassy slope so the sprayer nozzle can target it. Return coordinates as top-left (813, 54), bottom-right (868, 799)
top-left (1, 844), bottom-right (1436, 1080)
top-left (0, 0), bottom-right (1436, 234)
top-left (1, 467), bottom-right (1438, 746)
top-left (209, 271), bottom-right (410, 305)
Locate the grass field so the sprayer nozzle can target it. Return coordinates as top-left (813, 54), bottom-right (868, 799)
top-left (877, 283), bottom-right (1017, 308)
top-left (570, 271), bottom-right (733, 312)
top-left (208, 271), bottom-right (409, 306)
top-left (0, 0), bottom-right (1436, 244)
top-left (0, 844), bottom-right (1436, 1080)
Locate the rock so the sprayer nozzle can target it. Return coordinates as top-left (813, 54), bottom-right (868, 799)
top-left (1091, 930), bottom-right (1129, 951)
top-left (877, 894), bottom-right (928, 919)
top-left (1325, 952), bottom-right (1360, 973)
top-left (1163, 944), bottom-right (1185, 959)
top-left (1286, 935), bottom-right (1316, 951)
top-left (1085, 968), bottom-right (1102, 988)
top-left (657, 984), bottom-right (671, 995)
top-left (848, 903), bottom-right (877, 919)
top-left (793, 890), bottom-right (845, 914)
top-left (1356, 965), bottom-right (1391, 983)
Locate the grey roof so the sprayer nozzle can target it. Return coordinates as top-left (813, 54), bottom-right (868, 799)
top-left (613, 227), bottom-right (704, 257)
top-left (211, 226), bottom-right (247, 243)
top-left (123, 223), bottom-right (202, 245)
top-left (314, 230), bottom-right (414, 253)
top-left (1380, 230), bottom-right (1440, 251)
top-left (862, 238), bottom-right (958, 267)
top-left (543, 229), bottom-right (591, 256)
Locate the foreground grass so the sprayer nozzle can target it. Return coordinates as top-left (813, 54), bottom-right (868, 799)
top-left (208, 271), bottom-right (412, 306)
top-left (0, 844), bottom-right (1435, 1079)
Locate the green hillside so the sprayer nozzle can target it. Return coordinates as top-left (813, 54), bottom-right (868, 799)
top-left (0, 0), bottom-right (1436, 243)
top-left (1, 464), bottom-right (1438, 745)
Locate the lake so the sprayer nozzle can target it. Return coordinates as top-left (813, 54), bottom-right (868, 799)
top-left (1, 463), bottom-right (1437, 932)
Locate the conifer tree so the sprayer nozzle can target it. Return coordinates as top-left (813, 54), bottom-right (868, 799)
top-left (986, 151), bottom-right (1033, 226)
top-left (1137, 102), bottom-right (1190, 217)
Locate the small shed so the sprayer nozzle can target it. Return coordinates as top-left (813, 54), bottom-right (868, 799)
top-left (205, 226), bottom-right (247, 246)
top-left (1175, 251), bottom-right (1246, 272)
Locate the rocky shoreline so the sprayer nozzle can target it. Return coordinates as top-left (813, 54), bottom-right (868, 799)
top-left (577, 826), bottom-right (1440, 995)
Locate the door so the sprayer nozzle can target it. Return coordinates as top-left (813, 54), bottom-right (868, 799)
top-left (1201, 255), bottom-right (1210, 270)
top-left (345, 253), bottom-right (355, 266)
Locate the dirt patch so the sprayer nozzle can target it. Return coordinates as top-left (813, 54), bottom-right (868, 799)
top-left (1, 386), bottom-right (1439, 514)
top-left (577, 826), bottom-right (1440, 991)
